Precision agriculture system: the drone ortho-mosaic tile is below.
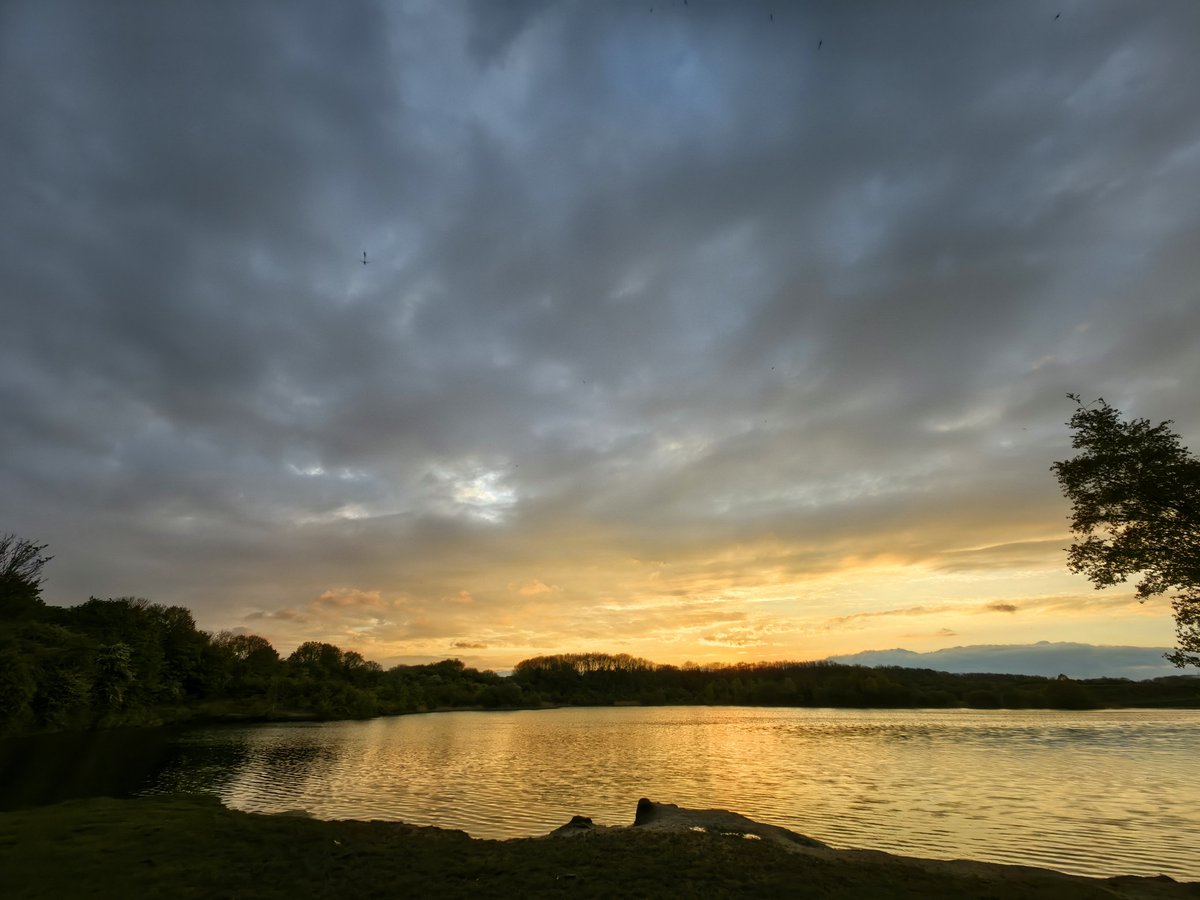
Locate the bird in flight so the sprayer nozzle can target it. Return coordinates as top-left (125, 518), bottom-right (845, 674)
top-left (361, 251), bottom-right (369, 266)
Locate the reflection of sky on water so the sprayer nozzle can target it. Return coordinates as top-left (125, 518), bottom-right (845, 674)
top-left (141, 708), bottom-right (1200, 881)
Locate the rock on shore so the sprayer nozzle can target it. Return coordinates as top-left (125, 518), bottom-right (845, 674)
top-left (546, 798), bottom-right (1197, 898)
top-left (548, 798), bottom-right (825, 849)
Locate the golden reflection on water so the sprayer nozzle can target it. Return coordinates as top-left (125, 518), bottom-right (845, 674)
top-left (144, 707), bottom-right (1200, 881)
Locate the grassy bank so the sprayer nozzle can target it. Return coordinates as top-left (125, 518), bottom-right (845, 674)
top-left (1, 795), bottom-right (1195, 899)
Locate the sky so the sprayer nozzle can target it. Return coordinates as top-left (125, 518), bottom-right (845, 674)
top-left (3, 0), bottom-right (1199, 671)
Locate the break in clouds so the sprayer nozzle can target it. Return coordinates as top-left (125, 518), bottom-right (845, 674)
top-left (2, 1), bottom-right (1199, 666)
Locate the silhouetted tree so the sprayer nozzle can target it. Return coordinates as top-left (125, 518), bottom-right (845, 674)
top-left (152, 604), bottom-right (211, 698)
top-left (287, 641), bottom-right (345, 678)
top-left (0, 533), bottom-right (52, 620)
top-left (209, 632), bottom-right (280, 697)
top-left (213, 632), bottom-right (280, 675)
top-left (1053, 396), bottom-right (1200, 667)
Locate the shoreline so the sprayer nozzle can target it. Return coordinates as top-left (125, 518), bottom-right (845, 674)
top-left (6, 695), bottom-right (1200, 743)
top-left (3, 794), bottom-right (1195, 899)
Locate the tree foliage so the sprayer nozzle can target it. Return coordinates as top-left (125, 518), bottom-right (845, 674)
top-left (0, 533), bottom-right (52, 620)
top-left (1052, 395), bottom-right (1200, 667)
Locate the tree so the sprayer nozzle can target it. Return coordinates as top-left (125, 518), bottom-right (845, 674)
top-left (0, 533), bottom-right (52, 620)
top-left (213, 632), bottom-right (280, 676)
top-left (1052, 395), bottom-right (1200, 667)
top-left (287, 641), bottom-right (345, 678)
top-left (93, 642), bottom-right (135, 711)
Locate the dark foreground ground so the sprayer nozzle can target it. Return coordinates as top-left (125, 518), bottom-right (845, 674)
top-left (1, 794), bottom-right (1196, 900)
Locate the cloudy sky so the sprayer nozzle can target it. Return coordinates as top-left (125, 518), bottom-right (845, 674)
top-left (4, 0), bottom-right (1199, 670)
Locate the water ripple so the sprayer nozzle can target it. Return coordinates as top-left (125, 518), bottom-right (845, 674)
top-left (139, 707), bottom-right (1200, 881)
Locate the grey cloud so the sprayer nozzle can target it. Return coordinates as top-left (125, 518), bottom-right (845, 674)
top-left (3, 1), bottom-right (1198, 661)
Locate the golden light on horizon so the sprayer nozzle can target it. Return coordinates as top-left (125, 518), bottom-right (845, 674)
top-left (228, 539), bottom-right (1176, 671)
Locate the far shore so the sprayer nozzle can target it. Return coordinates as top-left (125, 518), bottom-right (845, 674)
top-left (2, 794), bottom-right (1195, 899)
top-left (8, 691), bottom-right (1200, 743)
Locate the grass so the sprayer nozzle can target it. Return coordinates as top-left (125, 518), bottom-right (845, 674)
top-left (2, 794), bottom-right (1196, 899)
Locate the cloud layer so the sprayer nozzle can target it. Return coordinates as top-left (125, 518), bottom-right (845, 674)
top-left (3, 1), bottom-right (1198, 667)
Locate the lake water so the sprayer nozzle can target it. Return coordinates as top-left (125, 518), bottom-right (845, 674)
top-left (137, 706), bottom-right (1198, 881)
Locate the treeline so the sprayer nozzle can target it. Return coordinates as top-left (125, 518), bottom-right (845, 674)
top-left (0, 594), bottom-right (527, 736)
top-left (510, 652), bottom-right (1200, 710)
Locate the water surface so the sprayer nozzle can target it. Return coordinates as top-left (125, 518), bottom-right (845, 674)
top-left (141, 706), bottom-right (1200, 881)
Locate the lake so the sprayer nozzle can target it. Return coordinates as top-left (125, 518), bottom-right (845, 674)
top-left (122, 706), bottom-right (1200, 881)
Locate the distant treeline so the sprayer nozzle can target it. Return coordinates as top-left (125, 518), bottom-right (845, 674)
top-left (511, 652), bottom-right (1200, 711)
top-left (2, 596), bottom-right (1198, 738)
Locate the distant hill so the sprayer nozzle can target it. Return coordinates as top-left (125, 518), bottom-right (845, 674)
top-left (827, 642), bottom-right (1188, 681)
